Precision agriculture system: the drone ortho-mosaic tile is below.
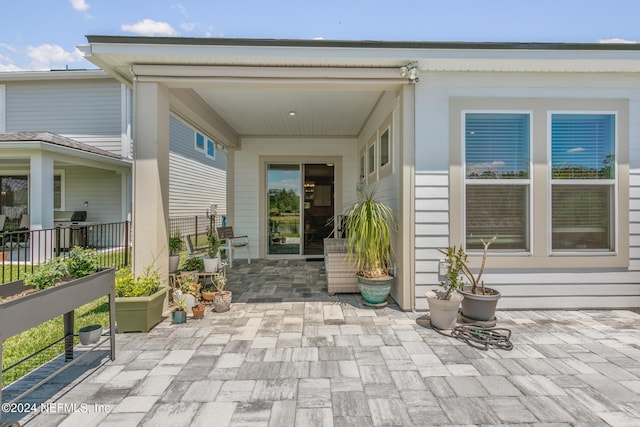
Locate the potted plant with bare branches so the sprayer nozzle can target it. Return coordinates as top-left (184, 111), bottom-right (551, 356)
top-left (442, 235), bottom-right (500, 323)
top-left (458, 235), bottom-right (500, 322)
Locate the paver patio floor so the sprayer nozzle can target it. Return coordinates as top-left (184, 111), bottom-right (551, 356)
top-left (3, 260), bottom-right (640, 426)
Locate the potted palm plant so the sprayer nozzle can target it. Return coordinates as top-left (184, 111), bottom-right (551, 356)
top-left (342, 189), bottom-right (396, 307)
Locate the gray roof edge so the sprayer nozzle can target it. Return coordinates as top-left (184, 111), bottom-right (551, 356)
top-left (85, 35), bottom-right (640, 51)
top-left (0, 132), bottom-right (126, 161)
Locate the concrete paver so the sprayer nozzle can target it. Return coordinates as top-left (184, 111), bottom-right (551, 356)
top-left (2, 259), bottom-right (640, 426)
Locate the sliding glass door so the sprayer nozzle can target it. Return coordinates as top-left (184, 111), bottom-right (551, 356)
top-left (267, 163), bottom-right (335, 256)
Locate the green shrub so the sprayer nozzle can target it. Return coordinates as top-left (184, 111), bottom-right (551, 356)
top-left (179, 256), bottom-right (204, 272)
top-left (169, 233), bottom-right (183, 255)
top-left (67, 247), bottom-right (101, 278)
top-left (24, 258), bottom-right (69, 290)
top-left (115, 265), bottom-right (161, 297)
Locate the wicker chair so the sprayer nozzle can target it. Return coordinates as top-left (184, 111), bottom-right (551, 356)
top-left (323, 238), bottom-right (358, 295)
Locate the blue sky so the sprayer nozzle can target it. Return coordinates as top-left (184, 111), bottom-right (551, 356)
top-left (1, 0), bottom-right (639, 71)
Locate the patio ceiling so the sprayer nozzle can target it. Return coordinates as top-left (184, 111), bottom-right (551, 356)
top-left (80, 37), bottom-right (417, 140)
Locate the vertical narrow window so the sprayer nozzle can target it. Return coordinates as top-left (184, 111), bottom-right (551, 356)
top-left (551, 113), bottom-right (615, 251)
top-left (380, 128), bottom-right (390, 167)
top-left (367, 144), bottom-right (375, 175)
top-left (464, 113), bottom-right (531, 251)
top-left (206, 139), bottom-right (215, 159)
top-left (359, 151), bottom-right (366, 184)
top-left (195, 132), bottom-right (205, 152)
top-left (54, 174), bottom-right (62, 210)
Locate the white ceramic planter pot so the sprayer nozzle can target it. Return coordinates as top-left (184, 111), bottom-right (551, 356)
top-left (425, 290), bottom-right (463, 330)
top-left (79, 324), bottom-right (103, 345)
top-left (203, 256), bottom-right (221, 272)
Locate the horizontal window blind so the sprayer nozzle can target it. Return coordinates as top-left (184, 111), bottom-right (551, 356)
top-left (551, 114), bottom-right (614, 179)
top-left (551, 185), bottom-right (612, 250)
top-left (465, 113), bottom-right (530, 179)
top-left (466, 185), bottom-right (529, 251)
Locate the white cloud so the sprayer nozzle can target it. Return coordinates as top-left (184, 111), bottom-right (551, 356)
top-left (180, 22), bottom-right (195, 32)
top-left (27, 44), bottom-right (84, 70)
top-left (70, 0), bottom-right (89, 12)
top-left (121, 19), bottom-right (178, 36)
top-left (0, 54), bottom-right (22, 71)
top-left (599, 38), bottom-right (638, 44)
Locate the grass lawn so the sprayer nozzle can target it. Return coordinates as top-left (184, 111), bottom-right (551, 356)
top-left (1, 296), bottom-right (110, 387)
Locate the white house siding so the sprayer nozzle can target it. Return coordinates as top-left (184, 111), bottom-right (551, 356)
top-left (4, 78), bottom-right (124, 156)
top-left (414, 71), bottom-right (640, 310)
top-left (169, 115), bottom-right (227, 218)
top-left (234, 138), bottom-right (359, 260)
top-left (357, 90), bottom-right (403, 301)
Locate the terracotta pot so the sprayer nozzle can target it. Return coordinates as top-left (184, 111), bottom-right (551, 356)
top-left (201, 290), bottom-right (214, 301)
top-left (192, 303), bottom-right (206, 318)
top-left (212, 291), bottom-right (232, 312)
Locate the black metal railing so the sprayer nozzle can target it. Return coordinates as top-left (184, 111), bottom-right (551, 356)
top-left (169, 215), bottom-right (224, 249)
top-left (1, 221), bottom-right (130, 284)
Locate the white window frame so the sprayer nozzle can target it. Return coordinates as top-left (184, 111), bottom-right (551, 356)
top-left (462, 110), bottom-right (534, 254)
top-left (547, 111), bottom-right (618, 256)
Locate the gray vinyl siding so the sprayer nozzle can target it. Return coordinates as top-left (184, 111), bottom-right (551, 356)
top-left (169, 115), bottom-right (227, 218)
top-left (413, 71), bottom-right (640, 310)
top-left (63, 166), bottom-right (123, 223)
top-left (4, 79), bottom-right (123, 155)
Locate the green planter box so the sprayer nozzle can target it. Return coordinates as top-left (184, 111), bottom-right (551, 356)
top-left (115, 286), bottom-right (168, 333)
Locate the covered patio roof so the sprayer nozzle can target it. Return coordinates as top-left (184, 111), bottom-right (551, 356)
top-left (0, 132), bottom-right (130, 171)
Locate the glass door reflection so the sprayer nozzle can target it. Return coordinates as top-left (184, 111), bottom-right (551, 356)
top-left (267, 164), bottom-right (301, 255)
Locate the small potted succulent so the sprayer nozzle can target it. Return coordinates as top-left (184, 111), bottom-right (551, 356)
top-left (212, 274), bottom-right (231, 313)
top-left (171, 295), bottom-right (187, 324)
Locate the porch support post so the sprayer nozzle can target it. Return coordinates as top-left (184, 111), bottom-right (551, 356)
top-left (398, 84), bottom-right (416, 310)
top-left (132, 81), bottom-right (170, 284)
top-left (29, 152), bottom-right (54, 230)
top-left (30, 152), bottom-right (55, 263)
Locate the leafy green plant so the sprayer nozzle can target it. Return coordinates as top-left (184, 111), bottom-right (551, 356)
top-left (207, 229), bottom-right (221, 258)
top-left (436, 246), bottom-right (467, 300)
top-left (169, 232), bottom-right (183, 255)
top-left (342, 188), bottom-right (397, 278)
top-left (67, 247), bottom-right (100, 278)
top-left (23, 247), bottom-right (101, 290)
top-left (213, 273), bottom-right (227, 293)
top-left (115, 265), bottom-right (161, 297)
top-left (24, 257), bottom-right (69, 290)
top-left (180, 256), bottom-right (204, 272)
top-left (437, 235), bottom-right (498, 296)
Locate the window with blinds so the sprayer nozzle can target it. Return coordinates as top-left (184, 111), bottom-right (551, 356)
top-left (551, 113), bottom-right (615, 251)
top-left (464, 113), bottom-right (531, 251)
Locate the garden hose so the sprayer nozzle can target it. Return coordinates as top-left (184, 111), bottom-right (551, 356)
top-left (432, 322), bottom-right (513, 351)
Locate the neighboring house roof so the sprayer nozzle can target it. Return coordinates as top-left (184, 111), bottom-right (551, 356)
top-left (0, 132), bottom-right (128, 163)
